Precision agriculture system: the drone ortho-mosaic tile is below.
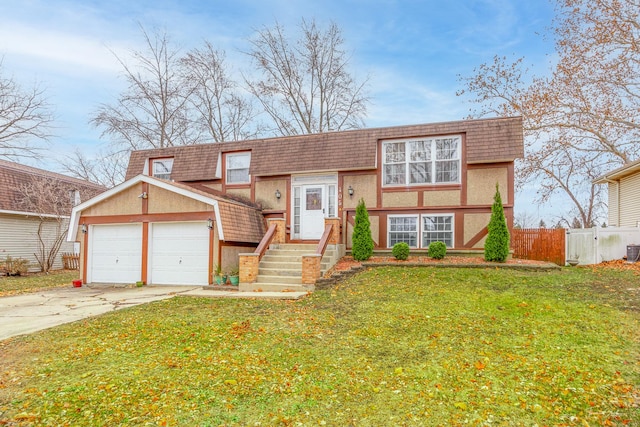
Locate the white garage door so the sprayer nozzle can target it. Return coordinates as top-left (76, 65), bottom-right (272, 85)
top-left (148, 222), bottom-right (210, 285)
top-left (89, 224), bottom-right (142, 284)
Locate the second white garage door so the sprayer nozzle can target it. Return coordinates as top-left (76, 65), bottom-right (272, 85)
top-left (148, 222), bottom-right (210, 285)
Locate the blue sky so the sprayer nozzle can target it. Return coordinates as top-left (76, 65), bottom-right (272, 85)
top-left (1, 0), bottom-right (557, 219)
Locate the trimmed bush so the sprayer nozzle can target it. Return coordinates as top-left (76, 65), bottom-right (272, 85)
top-left (351, 198), bottom-right (374, 261)
top-left (428, 241), bottom-right (447, 260)
top-left (392, 242), bottom-right (410, 260)
top-left (484, 183), bottom-right (510, 262)
top-left (1, 256), bottom-right (30, 276)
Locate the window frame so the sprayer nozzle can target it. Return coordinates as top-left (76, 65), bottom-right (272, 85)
top-left (151, 158), bottom-right (174, 180)
top-left (387, 214), bottom-right (419, 248)
top-left (421, 214), bottom-right (454, 248)
top-left (225, 152), bottom-right (251, 185)
top-left (387, 213), bottom-right (455, 249)
top-left (382, 136), bottom-right (461, 187)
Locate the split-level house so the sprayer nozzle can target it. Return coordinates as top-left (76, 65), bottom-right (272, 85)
top-left (0, 159), bottom-right (105, 272)
top-left (68, 116), bottom-right (524, 291)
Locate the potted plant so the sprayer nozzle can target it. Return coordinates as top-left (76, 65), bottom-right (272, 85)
top-left (227, 266), bottom-right (239, 286)
top-left (214, 264), bottom-right (227, 285)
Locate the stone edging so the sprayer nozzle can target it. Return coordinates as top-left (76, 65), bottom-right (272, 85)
top-left (315, 261), bottom-right (561, 290)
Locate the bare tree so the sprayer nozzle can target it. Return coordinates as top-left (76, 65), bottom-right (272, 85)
top-left (91, 25), bottom-right (195, 150)
top-left (18, 176), bottom-right (102, 272)
top-left (59, 147), bottom-right (127, 188)
top-left (0, 59), bottom-right (55, 160)
top-left (246, 19), bottom-right (369, 135)
top-left (182, 42), bottom-right (260, 142)
top-left (458, 0), bottom-right (639, 226)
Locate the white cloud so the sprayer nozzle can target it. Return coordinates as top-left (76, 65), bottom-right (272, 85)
top-left (0, 22), bottom-right (127, 75)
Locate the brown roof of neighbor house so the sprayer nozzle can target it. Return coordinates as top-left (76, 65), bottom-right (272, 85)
top-left (0, 159), bottom-right (106, 215)
top-left (125, 116), bottom-right (524, 181)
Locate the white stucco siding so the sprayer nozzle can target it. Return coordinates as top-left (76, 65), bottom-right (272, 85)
top-left (0, 213), bottom-right (74, 272)
top-left (619, 173), bottom-right (640, 227)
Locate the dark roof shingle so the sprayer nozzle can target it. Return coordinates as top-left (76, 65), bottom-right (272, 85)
top-left (0, 160), bottom-right (106, 214)
top-left (125, 117), bottom-right (524, 181)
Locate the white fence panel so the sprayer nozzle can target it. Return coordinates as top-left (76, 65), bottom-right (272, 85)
top-left (566, 226), bottom-right (640, 265)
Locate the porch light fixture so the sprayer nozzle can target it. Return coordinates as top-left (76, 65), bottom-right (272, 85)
top-left (138, 191), bottom-right (148, 199)
top-left (348, 185), bottom-right (354, 198)
top-left (275, 189), bottom-right (281, 200)
top-left (81, 224), bottom-right (87, 234)
top-left (207, 218), bottom-right (213, 230)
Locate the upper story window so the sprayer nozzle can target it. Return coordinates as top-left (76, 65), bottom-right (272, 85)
top-left (383, 136), bottom-right (461, 186)
top-left (226, 152), bottom-right (251, 184)
top-left (152, 158), bottom-right (173, 180)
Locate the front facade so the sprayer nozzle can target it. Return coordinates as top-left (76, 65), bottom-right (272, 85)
top-left (69, 116), bottom-right (524, 286)
top-left (594, 159), bottom-right (640, 227)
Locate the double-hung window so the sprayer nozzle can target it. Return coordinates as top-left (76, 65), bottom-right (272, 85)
top-left (388, 214), bottom-right (454, 248)
top-left (383, 136), bottom-right (460, 186)
top-left (152, 158), bottom-right (173, 180)
top-left (226, 152), bottom-right (251, 184)
top-left (388, 216), bottom-right (418, 247)
top-left (422, 215), bottom-right (453, 247)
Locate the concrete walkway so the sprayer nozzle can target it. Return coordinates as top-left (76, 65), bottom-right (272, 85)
top-left (0, 285), bottom-right (308, 341)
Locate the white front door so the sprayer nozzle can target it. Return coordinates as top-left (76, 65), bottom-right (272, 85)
top-left (301, 185), bottom-right (326, 239)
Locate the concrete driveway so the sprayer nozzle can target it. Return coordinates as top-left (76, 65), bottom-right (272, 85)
top-left (0, 285), bottom-right (308, 341)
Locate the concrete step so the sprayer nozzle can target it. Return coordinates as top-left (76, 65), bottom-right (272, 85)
top-left (262, 254), bottom-right (304, 263)
top-left (258, 267), bottom-right (302, 277)
top-left (240, 282), bottom-right (313, 292)
top-left (256, 274), bottom-right (303, 284)
top-left (270, 244), bottom-right (317, 251)
top-left (260, 260), bottom-right (302, 269)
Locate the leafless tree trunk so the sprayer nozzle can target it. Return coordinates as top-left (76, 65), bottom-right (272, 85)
top-left (245, 19), bottom-right (369, 136)
top-left (182, 42), bottom-right (261, 142)
top-left (90, 25), bottom-right (196, 150)
top-left (0, 59), bottom-right (55, 160)
top-left (19, 176), bottom-right (102, 272)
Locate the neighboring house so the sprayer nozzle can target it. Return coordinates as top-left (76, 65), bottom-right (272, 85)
top-left (68, 116), bottom-right (524, 288)
top-left (0, 160), bottom-right (105, 272)
top-left (594, 158), bottom-right (640, 227)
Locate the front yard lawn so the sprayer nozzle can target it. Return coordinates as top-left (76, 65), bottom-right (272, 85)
top-left (0, 270), bottom-right (78, 297)
top-left (1, 266), bottom-right (638, 425)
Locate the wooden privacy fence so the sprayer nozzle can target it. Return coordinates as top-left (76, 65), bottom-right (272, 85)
top-left (62, 253), bottom-right (80, 270)
top-left (512, 228), bottom-right (566, 266)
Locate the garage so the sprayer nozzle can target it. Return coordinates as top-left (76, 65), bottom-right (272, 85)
top-left (148, 221), bottom-right (210, 285)
top-left (88, 223), bottom-right (142, 284)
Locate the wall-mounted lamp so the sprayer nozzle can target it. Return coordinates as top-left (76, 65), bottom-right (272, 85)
top-left (275, 189), bottom-right (281, 200)
top-left (138, 191), bottom-right (148, 199)
top-left (207, 218), bottom-right (213, 230)
top-left (81, 224), bottom-right (87, 234)
top-left (348, 185), bottom-right (354, 198)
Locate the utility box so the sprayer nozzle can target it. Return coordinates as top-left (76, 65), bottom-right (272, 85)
top-left (627, 245), bottom-right (640, 263)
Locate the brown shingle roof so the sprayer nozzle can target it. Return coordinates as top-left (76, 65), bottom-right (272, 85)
top-left (125, 117), bottom-right (524, 180)
top-left (164, 180), bottom-right (265, 243)
top-left (0, 159), bottom-right (106, 214)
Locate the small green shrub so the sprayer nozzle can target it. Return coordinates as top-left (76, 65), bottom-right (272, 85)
top-left (428, 241), bottom-right (447, 260)
top-left (392, 242), bottom-right (410, 260)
